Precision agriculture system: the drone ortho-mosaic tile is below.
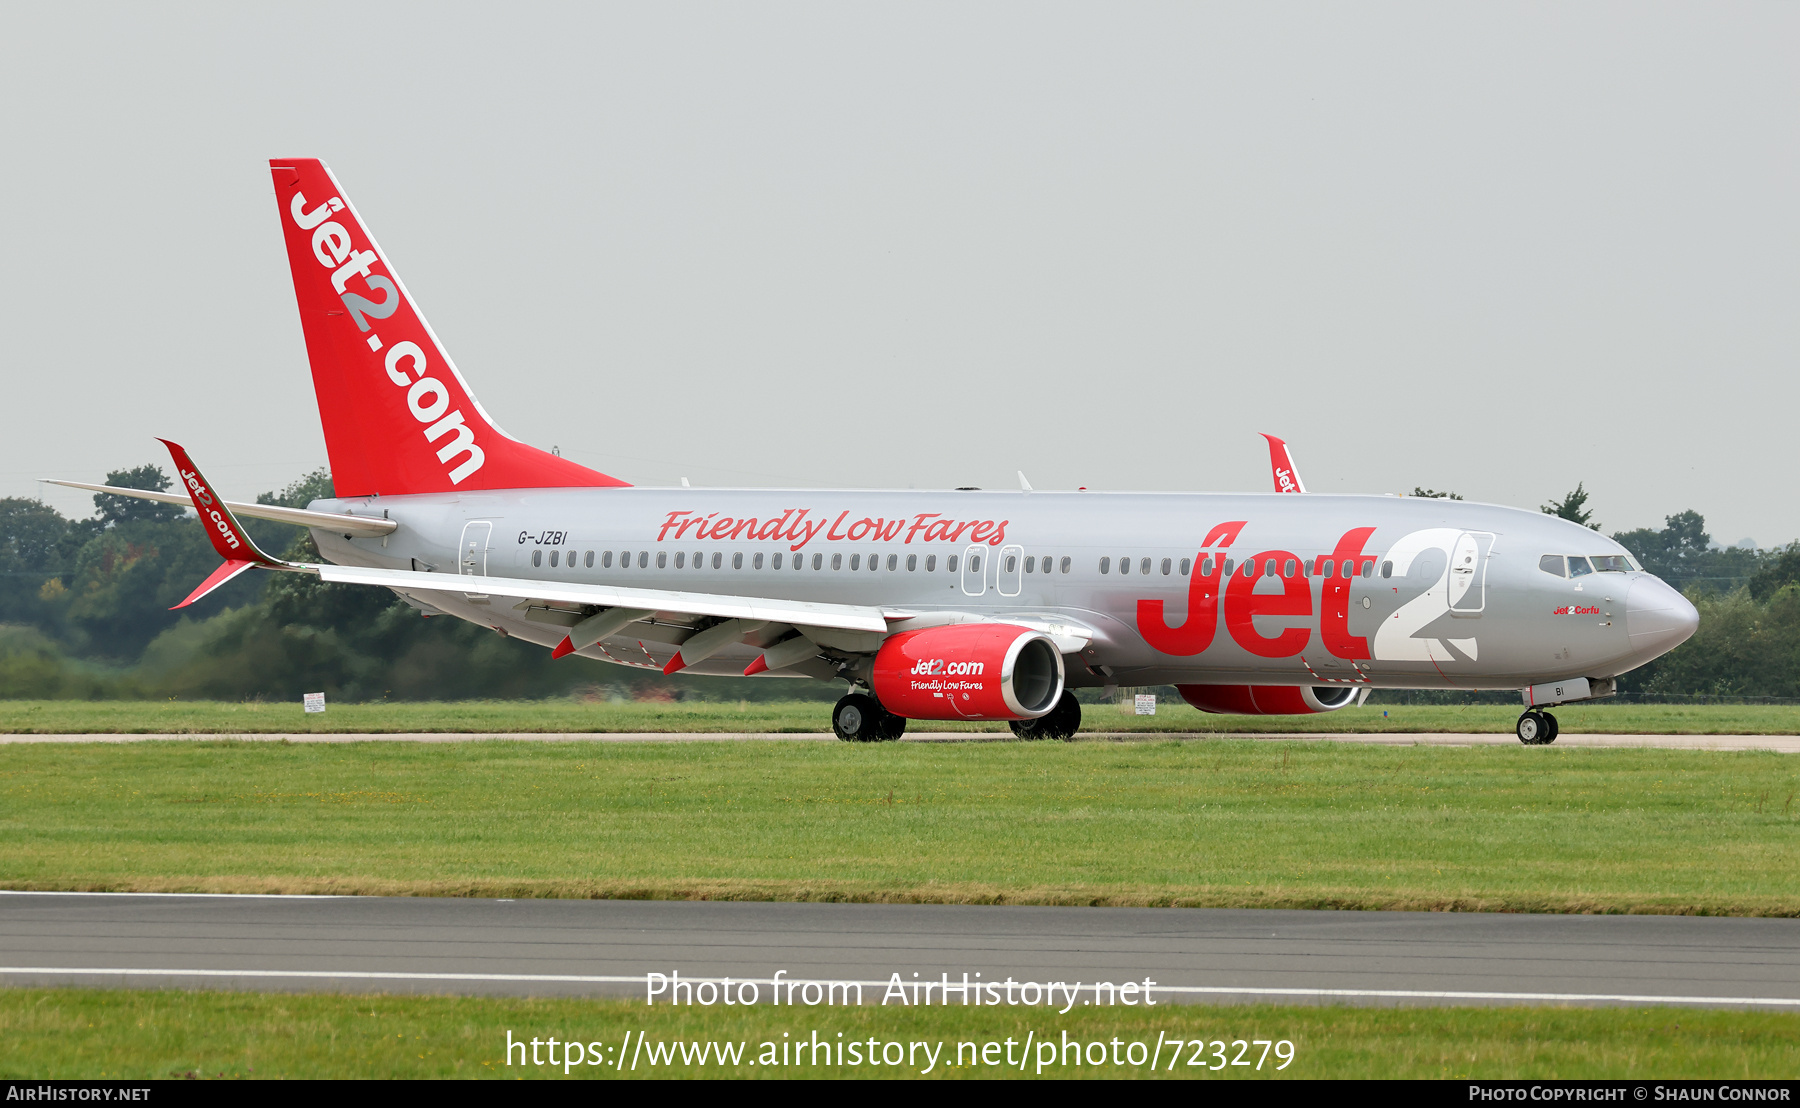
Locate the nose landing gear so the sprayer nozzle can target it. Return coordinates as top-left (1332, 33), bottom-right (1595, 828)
top-left (1516, 710), bottom-right (1559, 745)
top-left (833, 693), bottom-right (906, 742)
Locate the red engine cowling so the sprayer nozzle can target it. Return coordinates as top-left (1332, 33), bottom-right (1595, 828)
top-left (1176, 684), bottom-right (1362, 715)
top-left (873, 625), bottom-right (1065, 720)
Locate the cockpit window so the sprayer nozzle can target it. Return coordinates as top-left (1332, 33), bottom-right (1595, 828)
top-left (1539, 555), bottom-right (1565, 577)
top-left (1567, 556), bottom-right (1594, 577)
top-left (1590, 555), bottom-right (1631, 573)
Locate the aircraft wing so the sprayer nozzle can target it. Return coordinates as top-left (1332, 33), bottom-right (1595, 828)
top-left (42, 479), bottom-right (397, 537)
top-left (314, 563), bottom-right (894, 634)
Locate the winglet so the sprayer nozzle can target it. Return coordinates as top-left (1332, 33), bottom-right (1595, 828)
top-left (157, 439), bottom-right (292, 608)
top-left (1260, 433), bottom-right (1306, 494)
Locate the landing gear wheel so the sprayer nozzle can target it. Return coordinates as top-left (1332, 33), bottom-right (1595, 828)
top-left (876, 708), bottom-right (907, 741)
top-left (1516, 710), bottom-right (1556, 745)
top-left (833, 694), bottom-right (886, 742)
top-left (1009, 691), bottom-right (1082, 741)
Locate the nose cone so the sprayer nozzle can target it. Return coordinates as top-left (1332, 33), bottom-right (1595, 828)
top-left (1627, 576), bottom-right (1699, 658)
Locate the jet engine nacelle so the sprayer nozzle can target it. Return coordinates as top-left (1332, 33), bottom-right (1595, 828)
top-left (1176, 684), bottom-right (1362, 715)
top-left (873, 625), bottom-right (1065, 721)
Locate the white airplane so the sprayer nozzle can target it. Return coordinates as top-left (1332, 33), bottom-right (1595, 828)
top-left (55, 159), bottom-right (1699, 745)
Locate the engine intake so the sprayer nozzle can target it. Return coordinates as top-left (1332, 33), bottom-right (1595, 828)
top-left (873, 624), bottom-right (1065, 720)
top-left (1176, 684), bottom-right (1361, 715)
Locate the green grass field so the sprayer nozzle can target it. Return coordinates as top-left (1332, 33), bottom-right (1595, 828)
top-left (4, 698), bottom-right (1799, 734)
top-left (2, 988), bottom-right (1793, 1079)
top-left (3, 739), bottom-right (1797, 912)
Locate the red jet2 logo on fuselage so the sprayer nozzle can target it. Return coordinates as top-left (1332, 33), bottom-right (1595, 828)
top-left (1137, 523), bottom-right (1381, 662)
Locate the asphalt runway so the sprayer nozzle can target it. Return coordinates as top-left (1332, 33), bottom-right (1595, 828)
top-left (4, 732), bottom-right (1798, 751)
top-left (2, 893), bottom-right (1797, 1009)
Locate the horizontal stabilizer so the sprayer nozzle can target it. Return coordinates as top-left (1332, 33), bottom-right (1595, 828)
top-left (43, 479), bottom-right (396, 537)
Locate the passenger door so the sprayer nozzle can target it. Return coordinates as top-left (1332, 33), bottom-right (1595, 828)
top-left (1447, 531), bottom-right (1495, 616)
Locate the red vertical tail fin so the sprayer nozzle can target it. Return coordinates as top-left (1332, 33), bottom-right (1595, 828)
top-left (268, 159), bottom-right (628, 497)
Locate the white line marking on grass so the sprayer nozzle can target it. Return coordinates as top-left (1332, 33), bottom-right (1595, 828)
top-left (1, 968), bottom-right (1797, 1008)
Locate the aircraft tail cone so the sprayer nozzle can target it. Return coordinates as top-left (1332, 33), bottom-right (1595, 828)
top-left (550, 636), bottom-right (575, 660)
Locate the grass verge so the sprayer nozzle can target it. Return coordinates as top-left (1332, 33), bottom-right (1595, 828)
top-left (4, 698), bottom-right (1800, 735)
top-left (1, 988), bottom-right (1793, 1079)
top-left (3, 740), bottom-right (1797, 913)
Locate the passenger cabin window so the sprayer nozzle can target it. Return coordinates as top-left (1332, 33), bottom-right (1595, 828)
top-left (1024, 556), bottom-right (1035, 573)
top-left (969, 554), bottom-right (981, 573)
top-left (1283, 558), bottom-right (1296, 578)
top-left (601, 550), bottom-right (613, 568)
top-left (1199, 556), bottom-right (1212, 576)
top-left (831, 554), bottom-right (843, 570)
top-left (585, 551), bottom-right (594, 568)
top-left (1362, 561), bottom-right (1375, 578)
top-left (1568, 556), bottom-right (1594, 578)
top-left (1005, 554), bottom-right (1017, 573)
top-left (754, 552), bottom-right (764, 569)
top-left (926, 555), bottom-right (937, 572)
top-left (1591, 555), bottom-right (1631, 573)
top-left (1321, 560), bottom-right (1334, 578)
top-left (773, 553), bottom-right (784, 569)
top-left (1222, 558), bottom-right (1234, 576)
top-left (549, 550), bottom-right (559, 567)
top-left (887, 554), bottom-right (898, 571)
top-left (1539, 555), bottom-right (1566, 577)
top-left (1099, 557), bottom-right (1111, 574)
top-left (1060, 556), bottom-right (1071, 574)
top-left (812, 553), bottom-right (823, 570)
top-left (907, 554), bottom-right (918, 571)
top-left (1140, 557), bottom-right (1151, 575)
top-left (692, 551), bottom-right (702, 568)
top-left (1264, 559), bottom-right (1276, 577)
top-left (712, 552), bottom-right (723, 569)
top-left (946, 555), bottom-right (958, 573)
top-left (532, 550), bottom-right (542, 567)
top-left (1179, 558), bottom-right (1190, 576)
top-left (1380, 561), bottom-right (1393, 578)
top-left (733, 552), bottom-right (744, 569)
top-left (1118, 556), bottom-right (1130, 575)
top-left (675, 552), bottom-right (686, 568)
top-left (656, 552), bottom-right (667, 569)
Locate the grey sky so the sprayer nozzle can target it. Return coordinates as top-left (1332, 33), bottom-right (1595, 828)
top-left (2, 4), bottom-right (1794, 544)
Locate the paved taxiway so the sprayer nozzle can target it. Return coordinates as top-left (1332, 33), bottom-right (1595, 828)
top-left (5, 732), bottom-right (1798, 751)
top-left (2, 893), bottom-right (1797, 1008)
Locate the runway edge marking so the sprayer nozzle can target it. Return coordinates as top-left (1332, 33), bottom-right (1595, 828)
top-left (2, 968), bottom-right (1798, 1008)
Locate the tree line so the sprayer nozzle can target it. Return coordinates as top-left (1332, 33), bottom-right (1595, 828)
top-left (2, 468), bottom-right (1798, 700)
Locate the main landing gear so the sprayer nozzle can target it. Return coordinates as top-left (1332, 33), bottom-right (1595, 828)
top-left (1009, 691), bottom-right (1083, 741)
top-left (833, 693), bottom-right (906, 742)
top-left (1516, 710), bottom-right (1560, 745)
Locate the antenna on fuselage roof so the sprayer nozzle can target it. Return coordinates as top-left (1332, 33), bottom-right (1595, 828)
top-left (1017, 471), bottom-right (1033, 492)
top-left (680, 477), bottom-right (690, 488)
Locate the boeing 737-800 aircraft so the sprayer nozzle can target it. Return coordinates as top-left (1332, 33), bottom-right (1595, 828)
top-left (55, 159), bottom-right (1699, 744)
